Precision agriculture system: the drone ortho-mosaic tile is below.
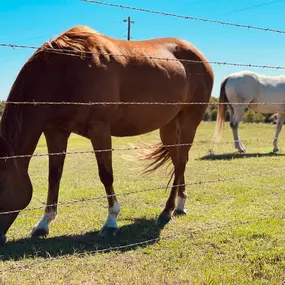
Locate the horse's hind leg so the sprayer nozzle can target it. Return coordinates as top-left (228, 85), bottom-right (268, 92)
top-left (174, 175), bottom-right (187, 216)
top-left (273, 113), bottom-right (285, 152)
top-left (230, 105), bottom-right (247, 153)
top-left (31, 126), bottom-right (70, 237)
top-left (156, 118), bottom-right (186, 226)
top-left (157, 105), bottom-right (205, 227)
top-left (88, 122), bottom-right (119, 237)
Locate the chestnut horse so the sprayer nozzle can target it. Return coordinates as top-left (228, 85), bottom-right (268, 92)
top-left (0, 26), bottom-right (213, 244)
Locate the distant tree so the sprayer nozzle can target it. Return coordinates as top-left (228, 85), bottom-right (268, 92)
top-left (209, 109), bottom-right (217, 121)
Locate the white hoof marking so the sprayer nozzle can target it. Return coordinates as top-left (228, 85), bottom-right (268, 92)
top-left (31, 211), bottom-right (56, 235)
top-left (102, 201), bottom-right (120, 229)
top-left (176, 197), bottom-right (186, 211)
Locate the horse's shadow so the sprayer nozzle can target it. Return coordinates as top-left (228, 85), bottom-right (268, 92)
top-left (199, 152), bottom-right (285, 161)
top-left (0, 218), bottom-right (160, 261)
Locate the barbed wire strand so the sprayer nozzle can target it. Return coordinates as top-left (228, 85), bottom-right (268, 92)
top-left (81, 0), bottom-right (285, 35)
top-left (1, 100), bottom-right (285, 106)
top-left (0, 213), bottom-right (283, 274)
top-left (1, 42), bottom-right (285, 71)
top-left (0, 134), bottom-right (284, 161)
top-left (2, 165), bottom-right (284, 216)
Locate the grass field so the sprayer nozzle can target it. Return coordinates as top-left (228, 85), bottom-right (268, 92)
top-left (1, 122), bottom-right (285, 284)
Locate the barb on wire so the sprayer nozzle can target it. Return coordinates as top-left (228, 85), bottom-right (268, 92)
top-left (81, 0), bottom-right (285, 35)
top-left (1, 43), bottom-right (285, 70)
top-left (0, 213), bottom-right (283, 273)
top-left (1, 165), bottom-right (284, 216)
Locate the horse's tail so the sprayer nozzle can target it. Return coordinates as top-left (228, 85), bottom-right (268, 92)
top-left (142, 143), bottom-right (174, 186)
top-left (143, 143), bottom-right (171, 174)
top-left (214, 77), bottom-right (229, 142)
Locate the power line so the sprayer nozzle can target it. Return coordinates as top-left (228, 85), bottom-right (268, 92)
top-left (221, 0), bottom-right (285, 16)
top-left (80, 0), bottom-right (285, 35)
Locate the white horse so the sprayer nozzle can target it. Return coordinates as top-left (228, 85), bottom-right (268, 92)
top-left (215, 71), bottom-right (285, 153)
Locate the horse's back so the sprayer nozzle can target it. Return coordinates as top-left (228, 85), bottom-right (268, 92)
top-left (61, 30), bottom-right (213, 135)
top-left (258, 74), bottom-right (285, 95)
top-left (224, 71), bottom-right (285, 113)
top-left (254, 74), bottom-right (285, 113)
top-left (49, 25), bottom-right (213, 93)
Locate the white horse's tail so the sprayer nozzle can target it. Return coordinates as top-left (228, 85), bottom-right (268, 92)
top-left (214, 77), bottom-right (230, 142)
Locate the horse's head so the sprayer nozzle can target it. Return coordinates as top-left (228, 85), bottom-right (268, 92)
top-left (0, 136), bottom-right (32, 245)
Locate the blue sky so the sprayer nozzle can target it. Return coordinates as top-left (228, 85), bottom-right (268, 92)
top-left (0, 0), bottom-right (285, 99)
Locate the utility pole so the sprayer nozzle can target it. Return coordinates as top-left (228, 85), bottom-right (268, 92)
top-left (123, 16), bottom-right (134, 40)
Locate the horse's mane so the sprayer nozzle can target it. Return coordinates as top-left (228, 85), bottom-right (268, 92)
top-left (0, 26), bottom-right (103, 152)
top-left (1, 70), bottom-right (24, 154)
top-left (42, 26), bottom-right (101, 53)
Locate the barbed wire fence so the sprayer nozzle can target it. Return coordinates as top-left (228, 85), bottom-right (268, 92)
top-left (1, 0), bottom-right (285, 274)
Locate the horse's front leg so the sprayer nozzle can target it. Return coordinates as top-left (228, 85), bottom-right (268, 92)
top-left (31, 127), bottom-right (70, 237)
top-left (273, 113), bottom-right (285, 152)
top-left (88, 122), bottom-right (120, 237)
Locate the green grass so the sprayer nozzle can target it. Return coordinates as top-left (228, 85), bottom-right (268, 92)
top-left (1, 122), bottom-right (285, 284)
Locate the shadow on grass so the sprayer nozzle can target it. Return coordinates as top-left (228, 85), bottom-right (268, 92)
top-left (199, 152), bottom-right (285, 161)
top-left (0, 218), bottom-right (161, 261)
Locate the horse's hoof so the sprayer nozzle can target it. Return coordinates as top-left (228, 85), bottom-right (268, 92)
top-left (99, 227), bottom-right (119, 237)
top-left (30, 228), bottom-right (49, 238)
top-left (0, 235), bottom-right (6, 246)
top-left (156, 213), bottom-right (171, 229)
top-left (174, 209), bottom-right (187, 216)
